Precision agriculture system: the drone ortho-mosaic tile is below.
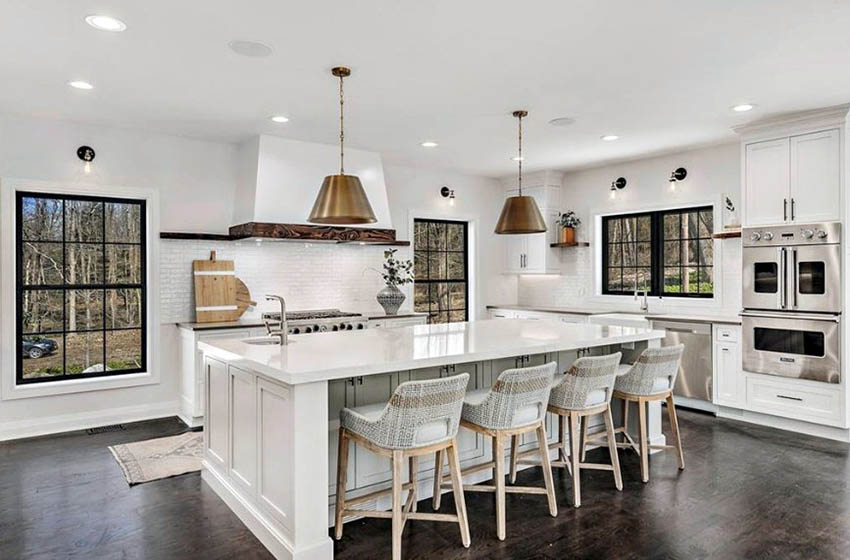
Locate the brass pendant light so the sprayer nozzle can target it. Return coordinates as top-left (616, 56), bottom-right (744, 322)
top-left (494, 110), bottom-right (547, 234)
top-left (308, 66), bottom-right (377, 224)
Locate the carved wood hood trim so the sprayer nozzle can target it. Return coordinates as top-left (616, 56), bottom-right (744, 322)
top-left (160, 223), bottom-right (409, 245)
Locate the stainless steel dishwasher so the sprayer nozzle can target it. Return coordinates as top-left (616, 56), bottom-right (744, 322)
top-left (652, 320), bottom-right (713, 405)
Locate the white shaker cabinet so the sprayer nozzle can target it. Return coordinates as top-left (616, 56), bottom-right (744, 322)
top-left (712, 326), bottom-right (743, 408)
top-left (502, 181), bottom-right (562, 274)
top-left (742, 128), bottom-right (840, 226)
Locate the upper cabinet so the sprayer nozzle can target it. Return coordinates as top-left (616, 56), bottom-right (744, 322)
top-left (739, 106), bottom-right (846, 227)
top-left (501, 171), bottom-right (563, 274)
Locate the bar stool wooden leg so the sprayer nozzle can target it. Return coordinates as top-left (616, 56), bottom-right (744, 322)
top-left (446, 440), bottom-right (471, 548)
top-left (536, 422), bottom-right (558, 517)
top-left (569, 412), bottom-right (581, 508)
top-left (622, 398), bottom-right (629, 443)
top-left (558, 414), bottom-right (567, 462)
top-left (666, 393), bottom-right (685, 470)
top-left (493, 433), bottom-right (506, 540)
top-left (603, 405), bottom-right (623, 491)
top-left (509, 435), bottom-right (519, 483)
top-left (432, 449), bottom-right (444, 509)
top-left (334, 428), bottom-right (349, 540)
top-left (392, 450), bottom-right (404, 560)
top-left (579, 415), bottom-right (589, 461)
top-left (408, 456), bottom-right (419, 512)
top-left (637, 398), bottom-right (649, 483)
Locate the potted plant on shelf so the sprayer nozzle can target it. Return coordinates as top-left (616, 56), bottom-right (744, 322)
top-left (557, 211), bottom-right (581, 244)
top-left (377, 249), bottom-right (414, 315)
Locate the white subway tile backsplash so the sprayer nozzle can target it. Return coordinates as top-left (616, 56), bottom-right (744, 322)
top-left (160, 240), bottom-right (388, 323)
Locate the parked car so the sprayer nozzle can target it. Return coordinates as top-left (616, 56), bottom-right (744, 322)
top-left (22, 337), bottom-right (58, 359)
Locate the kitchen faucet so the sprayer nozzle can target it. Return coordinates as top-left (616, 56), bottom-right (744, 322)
top-left (264, 295), bottom-right (289, 345)
top-left (634, 290), bottom-right (649, 312)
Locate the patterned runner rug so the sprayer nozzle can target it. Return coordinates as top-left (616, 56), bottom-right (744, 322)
top-left (109, 431), bottom-right (204, 485)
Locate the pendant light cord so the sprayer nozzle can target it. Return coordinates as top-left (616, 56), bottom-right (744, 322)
top-left (517, 113), bottom-right (523, 196)
top-left (339, 73), bottom-right (345, 174)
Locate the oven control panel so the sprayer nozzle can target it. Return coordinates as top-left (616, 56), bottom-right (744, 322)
top-left (743, 221), bottom-right (840, 247)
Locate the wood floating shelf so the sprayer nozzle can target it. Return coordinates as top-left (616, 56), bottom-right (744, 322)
top-left (711, 229), bottom-right (742, 240)
top-left (161, 222), bottom-right (410, 246)
top-left (549, 242), bottom-right (590, 248)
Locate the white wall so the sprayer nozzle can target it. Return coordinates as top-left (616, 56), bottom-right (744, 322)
top-left (383, 163), bottom-right (517, 321)
top-left (517, 142), bottom-right (742, 316)
top-left (0, 114), bottom-right (237, 233)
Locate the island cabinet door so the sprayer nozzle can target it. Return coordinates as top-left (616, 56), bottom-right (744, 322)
top-left (229, 366), bottom-right (257, 496)
top-left (352, 373), bottom-right (400, 489)
top-left (328, 379), bottom-right (354, 496)
top-left (256, 378), bottom-right (294, 531)
top-left (204, 356), bottom-right (229, 472)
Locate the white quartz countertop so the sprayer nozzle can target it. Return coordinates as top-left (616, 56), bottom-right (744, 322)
top-left (487, 304), bottom-right (741, 325)
top-left (198, 318), bottom-right (666, 385)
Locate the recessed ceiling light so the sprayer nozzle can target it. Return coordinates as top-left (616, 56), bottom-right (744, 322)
top-left (548, 117), bottom-right (575, 127)
top-left (601, 135), bottom-right (619, 141)
top-left (732, 103), bottom-right (755, 112)
top-left (68, 80), bottom-right (94, 90)
top-left (85, 15), bottom-right (127, 32)
top-left (270, 115), bottom-right (289, 123)
top-left (511, 156), bottom-right (524, 162)
top-left (421, 141), bottom-right (438, 148)
top-left (228, 40), bottom-right (273, 57)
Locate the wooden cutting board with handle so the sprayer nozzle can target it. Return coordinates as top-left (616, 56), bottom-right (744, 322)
top-left (193, 250), bottom-right (238, 323)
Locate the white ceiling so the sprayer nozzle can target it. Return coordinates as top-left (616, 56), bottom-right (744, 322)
top-left (2, 0), bottom-right (850, 176)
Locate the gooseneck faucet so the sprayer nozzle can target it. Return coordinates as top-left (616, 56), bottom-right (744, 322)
top-left (634, 290), bottom-right (649, 312)
top-left (264, 294), bottom-right (288, 345)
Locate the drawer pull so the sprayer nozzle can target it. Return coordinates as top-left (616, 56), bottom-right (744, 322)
top-left (776, 394), bottom-right (803, 402)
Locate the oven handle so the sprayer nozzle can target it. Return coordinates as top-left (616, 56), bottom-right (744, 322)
top-left (740, 311), bottom-right (841, 323)
top-left (791, 248), bottom-right (798, 309)
top-left (778, 247), bottom-right (786, 310)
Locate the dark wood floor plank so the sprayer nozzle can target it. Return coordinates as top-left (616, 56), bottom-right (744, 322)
top-left (1, 410), bottom-right (847, 559)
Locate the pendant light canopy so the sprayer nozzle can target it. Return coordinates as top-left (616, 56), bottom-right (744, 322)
top-left (308, 66), bottom-right (377, 225)
top-left (494, 110), bottom-right (547, 234)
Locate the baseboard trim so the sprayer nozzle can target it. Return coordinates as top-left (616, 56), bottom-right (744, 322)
top-left (0, 400), bottom-right (180, 442)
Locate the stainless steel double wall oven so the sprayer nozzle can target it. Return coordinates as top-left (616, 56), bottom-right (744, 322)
top-left (742, 222), bottom-right (841, 383)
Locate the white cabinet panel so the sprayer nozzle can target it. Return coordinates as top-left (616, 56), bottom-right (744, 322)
top-left (229, 366), bottom-right (257, 494)
top-left (713, 342), bottom-right (742, 408)
top-left (257, 378), bottom-right (293, 530)
top-left (744, 137), bottom-right (790, 226)
top-left (504, 235), bottom-right (525, 273)
top-left (204, 357), bottom-right (229, 471)
top-left (746, 375), bottom-right (842, 427)
top-left (790, 129), bottom-right (840, 223)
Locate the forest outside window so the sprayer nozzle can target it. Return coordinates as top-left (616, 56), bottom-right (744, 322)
top-left (16, 192), bottom-right (146, 384)
top-left (602, 206), bottom-right (713, 298)
top-left (413, 219), bottom-right (468, 323)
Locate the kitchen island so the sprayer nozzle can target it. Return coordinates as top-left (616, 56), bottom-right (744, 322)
top-left (198, 319), bottom-right (666, 560)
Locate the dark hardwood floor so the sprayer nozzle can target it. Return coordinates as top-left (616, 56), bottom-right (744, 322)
top-left (1, 409), bottom-right (848, 559)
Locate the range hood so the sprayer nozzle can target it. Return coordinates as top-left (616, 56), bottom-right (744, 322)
top-left (162, 135), bottom-right (406, 244)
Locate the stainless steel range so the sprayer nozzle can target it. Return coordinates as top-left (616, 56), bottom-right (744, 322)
top-left (741, 222), bottom-right (841, 383)
top-left (261, 309), bottom-right (368, 335)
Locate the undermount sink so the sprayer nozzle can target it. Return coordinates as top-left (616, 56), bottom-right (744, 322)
top-left (588, 313), bottom-right (651, 328)
top-left (242, 336), bottom-right (285, 346)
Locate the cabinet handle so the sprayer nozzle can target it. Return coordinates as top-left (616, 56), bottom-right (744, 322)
top-left (357, 376), bottom-right (364, 385)
top-left (348, 377), bottom-right (355, 386)
top-left (791, 198), bottom-right (796, 221)
top-left (721, 347), bottom-right (730, 352)
top-left (783, 198), bottom-right (787, 221)
top-left (776, 394), bottom-right (803, 402)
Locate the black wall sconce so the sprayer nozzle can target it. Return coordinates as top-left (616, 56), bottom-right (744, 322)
top-left (609, 177), bottom-right (626, 200)
top-left (668, 167), bottom-right (687, 191)
top-left (77, 145), bottom-right (95, 174)
top-left (440, 185), bottom-right (456, 206)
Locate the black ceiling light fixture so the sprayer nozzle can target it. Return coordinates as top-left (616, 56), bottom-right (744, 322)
top-left (440, 185), bottom-right (456, 206)
top-left (668, 167), bottom-right (687, 191)
top-left (609, 177), bottom-right (626, 200)
top-left (77, 145), bottom-right (95, 174)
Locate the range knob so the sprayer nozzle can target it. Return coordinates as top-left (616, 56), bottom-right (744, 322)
top-left (763, 232), bottom-right (774, 241)
top-left (750, 232), bottom-right (761, 241)
top-left (291, 327), bottom-right (301, 334)
top-left (319, 324), bottom-right (329, 332)
top-left (801, 229), bottom-right (814, 239)
top-left (332, 325), bottom-right (339, 331)
top-left (356, 323), bottom-right (365, 330)
top-left (817, 229), bottom-right (828, 239)
top-left (345, 324), bottom-right (354, 331)
top-left (313, 324), bottom-right (320, 331)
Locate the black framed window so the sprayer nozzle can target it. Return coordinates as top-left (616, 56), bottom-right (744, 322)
top-left (603, 206), bottom-right (713, 298)
top-left (413, 219), bottom-right (468, 323)
top-left (16, 192), bottom-right (147, 384)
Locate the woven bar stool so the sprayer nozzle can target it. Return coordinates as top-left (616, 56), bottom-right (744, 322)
top-left (433, 362), bottom-right (557, 541)
top-left (603, 344), bottom-right (685, 483)
top-left (334, 373), bottom-right (471, 560)
top-left (514, 353), bottom-right (623, 508)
